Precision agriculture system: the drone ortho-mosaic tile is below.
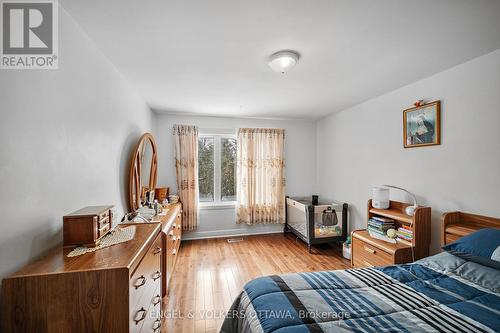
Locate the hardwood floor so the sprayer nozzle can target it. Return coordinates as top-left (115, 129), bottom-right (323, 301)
top-left (162, 232), bottom-right (351, 333)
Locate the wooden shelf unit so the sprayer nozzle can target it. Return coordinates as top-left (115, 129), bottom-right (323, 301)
top-left (351, 199), bottom-right (431, 268)
top-left (368, 206), bottom-right (413, 224)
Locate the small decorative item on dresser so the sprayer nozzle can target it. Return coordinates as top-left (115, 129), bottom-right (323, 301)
top-left (63, 205), bottom-right (114, 247)
top-left (155, 187), bottom-right (169, 202)
top-left (169, 194), bottom-right (179, 204)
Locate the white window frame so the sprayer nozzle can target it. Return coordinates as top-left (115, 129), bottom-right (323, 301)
top-left (198, 128), bottom-right (237, 209)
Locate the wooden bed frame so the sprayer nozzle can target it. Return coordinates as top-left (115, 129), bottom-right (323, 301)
top-left (441, 211), bottom-right (500, 246)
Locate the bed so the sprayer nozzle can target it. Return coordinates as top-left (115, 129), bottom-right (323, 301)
top-left (221, 212), bottom-right (500, 333)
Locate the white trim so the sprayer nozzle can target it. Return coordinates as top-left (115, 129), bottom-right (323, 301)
top-left (214, 136), bottom-right (221, 201)
top-left (198, 203), bottom-right (236, 210)
top-left (182, 230), bottom-right (284, 240)
top-left (150, 108), bottom-right (310, 121)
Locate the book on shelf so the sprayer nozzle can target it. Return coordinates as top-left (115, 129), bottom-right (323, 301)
top-left (367, 229), bottom-right (396, 244)
top-left (396, 237), bottom-right (413, 246)
top-left (396, 233), bottom-right (413, 241)
top-left (397, 229), bottom-right (413, 236)
top-left (371, 216), bottom-right (395, 223)
top-left (368, 221), bottom-right (393, 231)
top-left (369, 219), bottom-right (394, 229)
top-left (369, 218), bottom-right (394, 225)
top-left (396, 228), bottom-right (412, 235)
top-left (367, 226), bottom-right (385, 234)
top-left (398, 225), bottom-right (413, 233)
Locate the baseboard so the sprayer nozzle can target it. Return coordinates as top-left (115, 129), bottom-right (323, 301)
top-left (182, 229), bottom-right (284, 240)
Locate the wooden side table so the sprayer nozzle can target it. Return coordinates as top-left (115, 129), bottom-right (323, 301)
top-left (351, 200), bottom-right (431, 268)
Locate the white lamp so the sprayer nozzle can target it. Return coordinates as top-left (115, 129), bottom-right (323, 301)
top-left (382, 185), bottom-right (418, 216)
top-left (268, 50), bottom-right (300, 73)
top-left (372, 187), bottom-right (390, 209)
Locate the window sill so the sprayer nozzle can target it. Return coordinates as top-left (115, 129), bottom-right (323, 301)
top-left (199, 203), bottom-right (236, 210)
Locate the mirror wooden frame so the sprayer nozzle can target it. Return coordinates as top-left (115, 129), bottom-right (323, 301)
top-left (128, 133), bottom-right (158, 212)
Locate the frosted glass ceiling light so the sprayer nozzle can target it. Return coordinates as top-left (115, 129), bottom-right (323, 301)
top-left (268, 50), bottom-right (299, 73)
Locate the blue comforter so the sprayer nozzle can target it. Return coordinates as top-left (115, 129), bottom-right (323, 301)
top-left (221, 252), bottom-right (500, 333)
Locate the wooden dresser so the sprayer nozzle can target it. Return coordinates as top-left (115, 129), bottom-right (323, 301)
top-left (1, 223), bottom-right (163, 333)
top-left (351, 200), bottom-right (431, 268)
top-left (151, 203), bottom-right (182, 297)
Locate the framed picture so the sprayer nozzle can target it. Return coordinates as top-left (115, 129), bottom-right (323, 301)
top-left (403, 100), bottom-right (441, 148)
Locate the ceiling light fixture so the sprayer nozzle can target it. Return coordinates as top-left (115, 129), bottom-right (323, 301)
top-left (268, 50), bottom-right (300, 74)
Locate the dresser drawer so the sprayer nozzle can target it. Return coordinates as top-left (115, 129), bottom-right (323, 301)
top-left (98, 216), bottom-right (110, 228)
top-left (165, 227), bottom-right (177, 293)
top-left (176, 212), bottom-right (182, 230)
top-left (167, 229), bottom-right (180, 256)
top-left (98, 209), bottom-right (110, 220)
top-left (130, 234), bottom-right (162, 309)
top-left (98, 223), bottom-right (110, 238)
top-left (174, 224), bottom-right (182, 239)
top-left (353, 238), bottom-right (392, 268)
top-left (139, 285), bottom-right (162, 333)
top-left (130, 278), bottom-right (161, 333)
top-left (130, 234), bottom-right (162, 333)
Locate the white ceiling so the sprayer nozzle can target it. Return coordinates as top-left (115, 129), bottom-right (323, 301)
top-left (61, 0), bottom-right (500, 119)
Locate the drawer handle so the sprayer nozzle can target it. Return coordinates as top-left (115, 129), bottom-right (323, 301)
top-left (169, 230), bottom-right (174, 236)
top-left (153, 319), bottom-right (161, 332)
top-left (153, 271), bottom-right (162, 281)
top-left (363, 246), bottom-right (376, 254)
top-left (153, 294), bottom-right (161, 306)
top-left (134, 307), bottom-right (147, 325)
top-left (153, 246), bottom-right (162, 255)
top-left (133, 275), bottom-right (147, 289)
top-left (172, 249), bottom-right (176, 255)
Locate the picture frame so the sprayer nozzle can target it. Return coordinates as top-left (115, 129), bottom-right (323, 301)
top-left (403, 100), bottom-right (441, 148)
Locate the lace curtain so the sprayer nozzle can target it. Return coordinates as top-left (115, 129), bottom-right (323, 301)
top-left (237, 128), bottom-right (286, 224)
top-left (173, 125), bottom-right (199, 230)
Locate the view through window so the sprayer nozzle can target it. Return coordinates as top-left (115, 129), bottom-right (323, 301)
top-left (198, 136), bottom-right (214, 202)
top-left (198, 134), bottom-right (236, 203)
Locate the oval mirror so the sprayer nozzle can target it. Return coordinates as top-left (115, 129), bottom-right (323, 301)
top-left (129, 133), bottom-right (158, 211)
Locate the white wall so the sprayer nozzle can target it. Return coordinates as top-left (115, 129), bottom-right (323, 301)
top-left (0, 8), bottom-right (152, 281)
top-left (316, 49), bottom-right (500, 253)
top-left (153, 114), bottom-right (316, 239)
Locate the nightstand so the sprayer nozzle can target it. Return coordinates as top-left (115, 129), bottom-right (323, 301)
top-left (351, 200), bottom-right (431, 268)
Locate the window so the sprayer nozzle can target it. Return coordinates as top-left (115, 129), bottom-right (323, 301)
top-left (198, 137), bottom-right (215, 202)
top-left (198, 132), bottom-right (237, 205)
